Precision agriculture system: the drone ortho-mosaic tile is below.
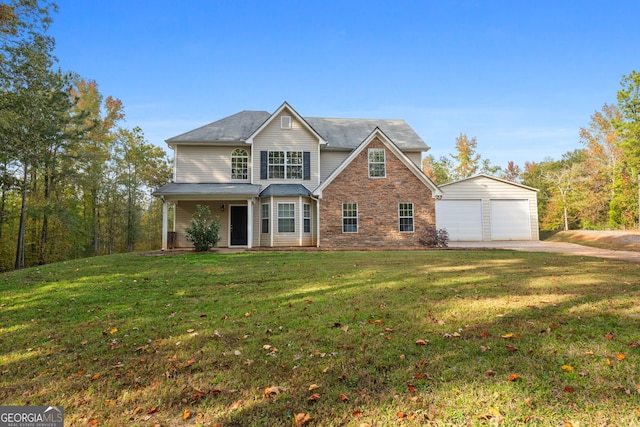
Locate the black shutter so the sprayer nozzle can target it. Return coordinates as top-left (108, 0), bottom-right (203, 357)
top-left (261, 151), bottom-right (267, 180)
top-left (303, 151), bottom-right (311, 180)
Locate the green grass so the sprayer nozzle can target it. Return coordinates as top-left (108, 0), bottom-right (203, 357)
top-left (1, 250), bottom-right (640, 426)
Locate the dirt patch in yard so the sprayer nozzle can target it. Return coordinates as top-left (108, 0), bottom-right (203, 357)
top-left (545, 230), bottom-right (640, 252)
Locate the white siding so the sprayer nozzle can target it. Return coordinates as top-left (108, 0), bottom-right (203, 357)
top-left (405, 152), bottom-right (423, 168)
top-left (175, 145), bottom-right (251, 183)
top-left (252, 112), bottom-right (320, 190)
top-left (175, 201), bottom-right (229, 248)
top-left (320, 151), bottom-right (350, 182)
top-left (438, 176), bottom-right (539, 241)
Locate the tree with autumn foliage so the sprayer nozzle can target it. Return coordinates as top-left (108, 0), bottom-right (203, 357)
top-left (451, 133), bottom-right (481, 179)
top-left (614, 71), bottom-right (640, 228)
top-left (578, 104), bottom-right (623, 227)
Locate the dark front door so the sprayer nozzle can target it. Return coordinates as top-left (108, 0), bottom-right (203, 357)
top-left (230, 206), bottom-right (248, 246)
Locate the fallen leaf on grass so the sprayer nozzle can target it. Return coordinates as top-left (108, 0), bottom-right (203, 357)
top-left (229, 400), bottom-right (243, 410)
top-left (132, 406), bottom-right (144, 415)
top-left (308, 384), bottom-right (320, 391)
top-left (415, 339), bottom-right (429, 345)
top-left (352, 410), bottom-right (363, 417)
top-left (502, 333), bottom-right (514, 339)
top-left (505, 345), bottom-right (518, 352)
top-left (182, 409), bottom-right (191, 420)
top-left (561, 365), bottom-right (574, 372)
top-left (508, 373), bottom-right (520, 381)
top-left (91, 373), bottom-right (101, 381)
top-left (146, 406), bottom-right (158, 415)
top-left (264, 386), bottom-right (287, 396)
top-left (294, 413), bottom-right (313, 426)
top-left (339, 393), bottom-right (349, 401)
top-left (616, 353), bottom-right (627, 360)
top-left (308, 393), bottom-right (320, 401)
top-left (476, 407), bottom-right (503, 420)
top-left (87, 419), bottom-right (98, 426)
top-left (564, 386), bottom-right (575, 393)
top-left (407, 383), bottom-right (417, 393)
top-left (604, 333), bottom-right (616, 340)
top-left (486, 370), bottom-right (496, 377)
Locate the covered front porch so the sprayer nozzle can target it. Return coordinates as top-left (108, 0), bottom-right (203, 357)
top-left (153, 183), bottom-right (319, 250)
top-left (153, 183), bottom-right (261, 250)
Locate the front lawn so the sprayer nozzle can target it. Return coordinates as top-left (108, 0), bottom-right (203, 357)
top-left (1, 250), bottom-right (639, 426)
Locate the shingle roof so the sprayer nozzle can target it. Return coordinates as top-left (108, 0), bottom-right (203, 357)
top-left (166, 110), bottom-right (428, 151)
top-left (166, 111), bottom-right (270, 143)
top-left (152, 183), bottom-right (261, 197)
top-left (259, 184), bottom-right (311, 197)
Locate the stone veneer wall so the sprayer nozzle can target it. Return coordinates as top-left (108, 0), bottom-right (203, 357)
top-left (319, 138), bottom-right (436, 247)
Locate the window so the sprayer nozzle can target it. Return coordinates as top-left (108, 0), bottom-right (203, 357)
top-left (342, 203), bottom-right (358, 233)
top-left (399, 203), bottom-right (414, 232)
top-left (231, 148), bottom-right (248, 180)
top-left (261, 203), bottom-right (269, 234)
top-left (368, 148), bottom-right (386, 178)
top-left (261, 151), bottom-right (310, 180)
top-left (278, 203), bottom-right (295, 233)
top-left (303, 203), bottom-right (311, 233)
top-left (268, 151), bottom-right (303, 179)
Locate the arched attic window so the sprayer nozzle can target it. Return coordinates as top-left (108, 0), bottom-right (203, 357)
top-left (231, 148), bottom-right (248, 180)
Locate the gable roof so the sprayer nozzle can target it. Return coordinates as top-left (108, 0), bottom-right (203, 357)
top-left (314, 127), bottom-right (443, 198)
top-left (439, 174), bottom-right (539, 192)
top-left (165, 103), bottom-right (428, 151)
top-left (246, 101), bottom-right (327, 145)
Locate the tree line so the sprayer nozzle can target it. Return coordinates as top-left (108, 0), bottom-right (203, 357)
top-left (0, 1), bottom-right (171, 271)
top-left (423, 74), bottom-right (640, 232)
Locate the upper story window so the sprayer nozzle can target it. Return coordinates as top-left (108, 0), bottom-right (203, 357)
top-left (231, 148), bottom-right (248, 180)
top-left (260, 150), bottom-right (310, 181)
top-left (368, 148), bottom-right (386, 178)
top-left (268, 151), bottom-right (303, 179)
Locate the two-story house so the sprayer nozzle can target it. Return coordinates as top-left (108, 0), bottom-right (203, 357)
top-left (153, 102), bottom-right (444, 249)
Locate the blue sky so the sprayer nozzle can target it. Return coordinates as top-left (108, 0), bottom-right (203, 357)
top-left (50, 1), bottom-right (640, 168)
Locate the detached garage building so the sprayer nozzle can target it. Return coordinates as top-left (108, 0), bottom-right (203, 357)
top-left (436, 174), bottom-right (539, 241)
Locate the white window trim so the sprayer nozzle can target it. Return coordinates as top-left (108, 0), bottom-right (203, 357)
top-left (277, 202), bottom-right (296, 233)
top-left (303, 203), bottom-right (311, 233)
top-left (342, 203), bottom-right (358, 233)
top-left (398, 202), bottom-right (414, 233)
top-left (231, 148), bottom-right (249, 180)
top-left (268, 150), bottom-right (303, 180)
top-left (261, 203), bottom-right (269, 234)
top-left (368, 148), bottom-right (386, 178)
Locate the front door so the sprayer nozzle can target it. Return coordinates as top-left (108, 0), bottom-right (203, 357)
top-left (230, 206), bottom-right (248, 246)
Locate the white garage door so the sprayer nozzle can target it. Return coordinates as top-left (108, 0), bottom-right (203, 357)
top-left (436, 200), bottom-right (483, 241)
top-left (490, 199), bottom-right (531, 240)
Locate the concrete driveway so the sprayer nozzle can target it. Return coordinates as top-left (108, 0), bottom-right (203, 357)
top-left (448, 240), bottom-right (640, 263)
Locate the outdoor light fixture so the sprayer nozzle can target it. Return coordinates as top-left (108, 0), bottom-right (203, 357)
top-left (220, 204), bottom-right (225, 212)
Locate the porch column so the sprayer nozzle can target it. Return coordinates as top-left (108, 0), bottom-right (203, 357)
top-left (246, 198), bottom-right (253, 249)
top-left (161, 200), bottom-right (168, 250)
top-left (316, 198), bottom-right (320, 247)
